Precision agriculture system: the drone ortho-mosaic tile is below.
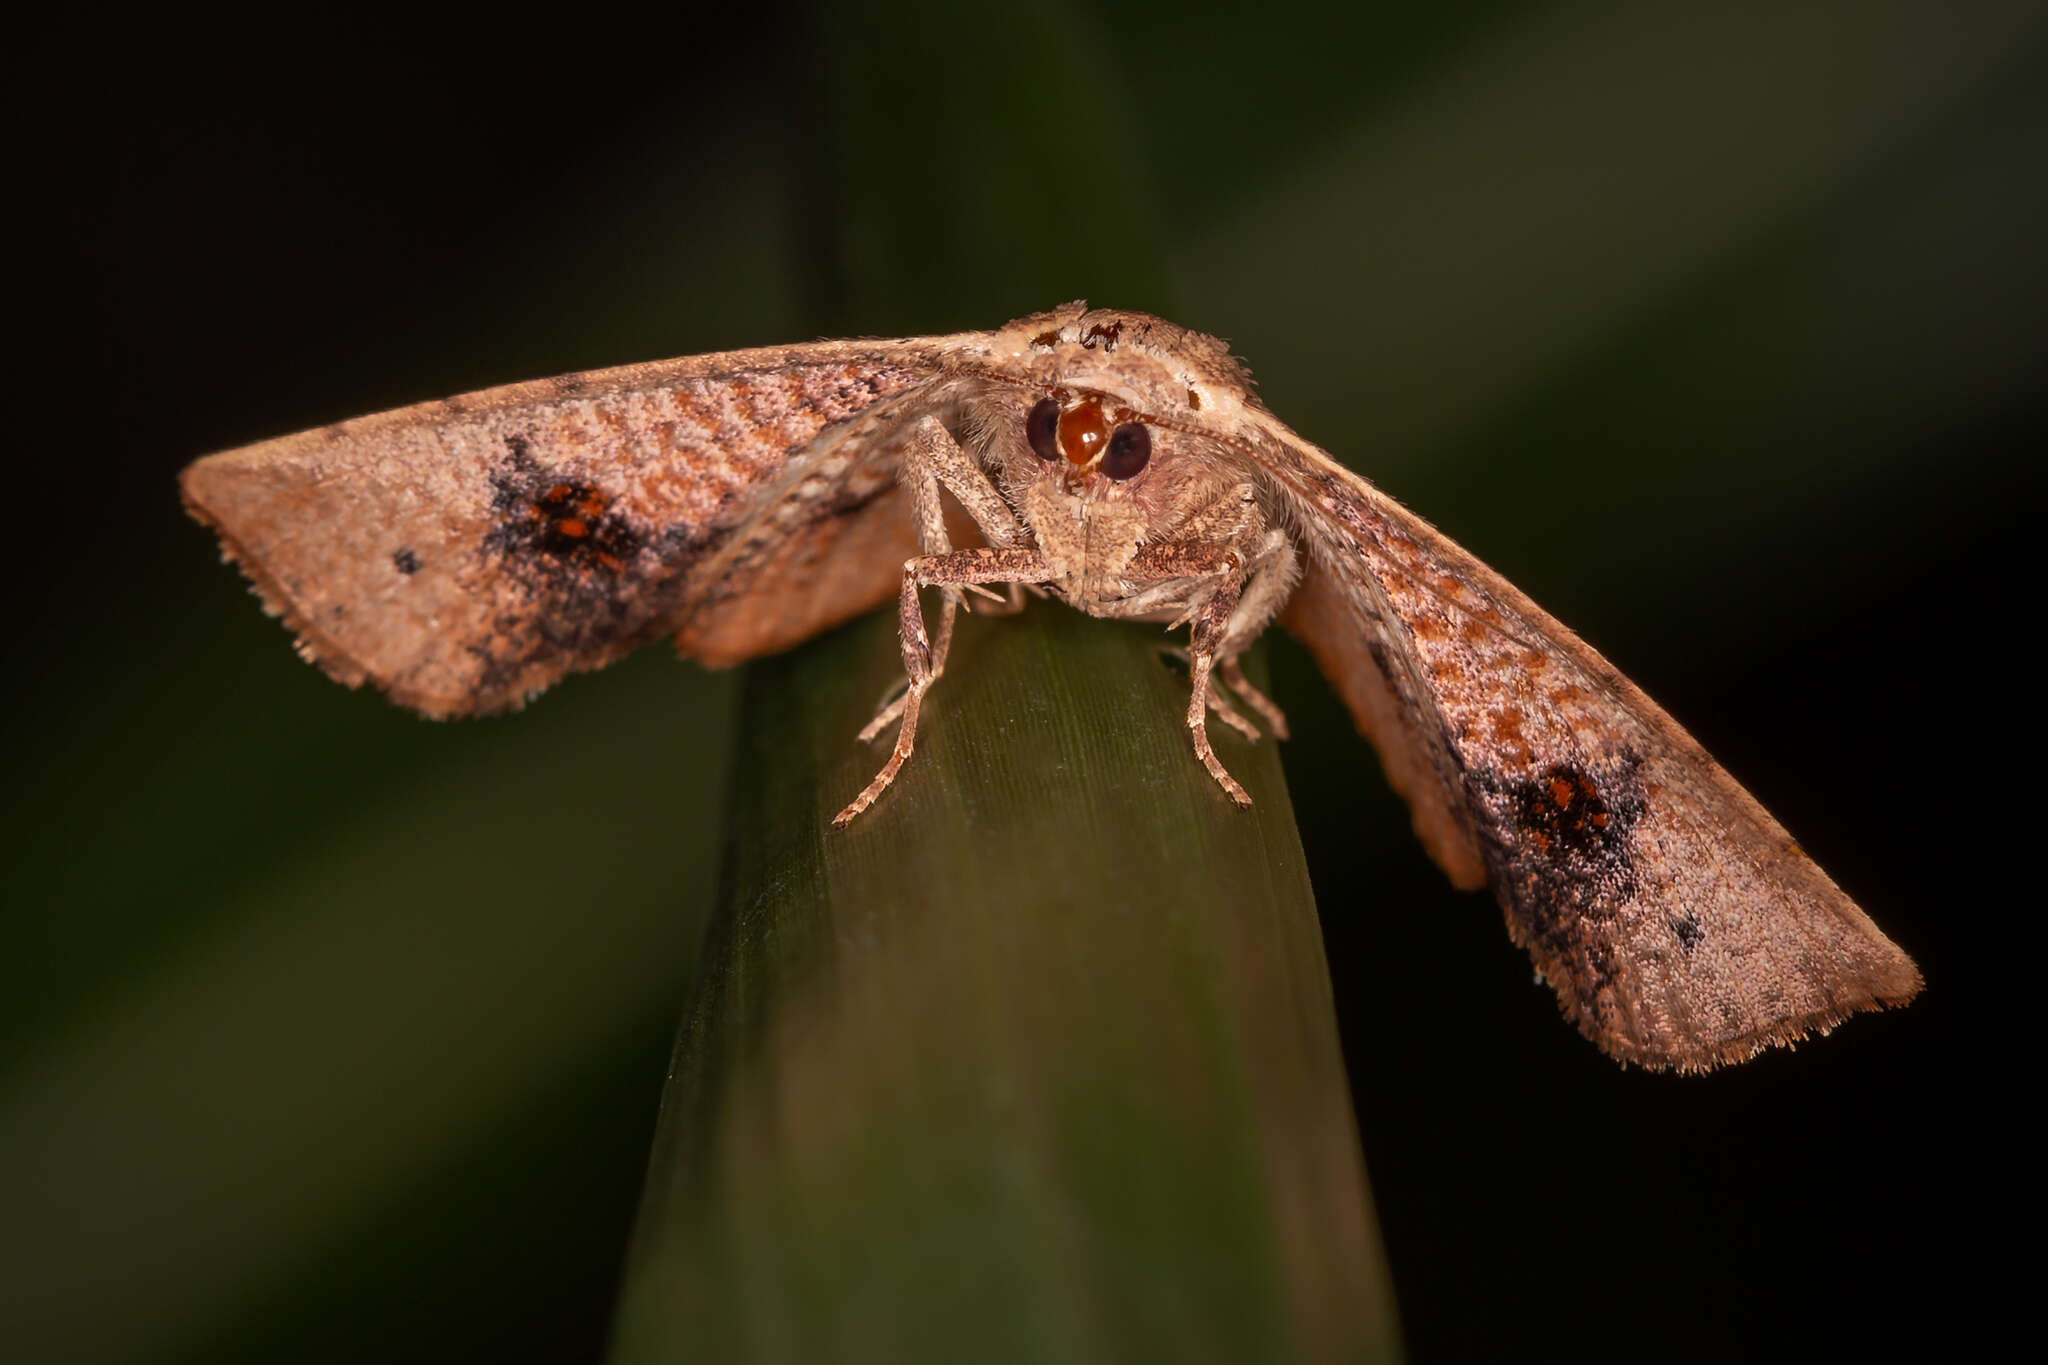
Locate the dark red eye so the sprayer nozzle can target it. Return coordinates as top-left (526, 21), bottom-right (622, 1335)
top-left (1102, 423), bottom-right (1151, 480)
top-left (1026, 398), bottom-right (1060, 461)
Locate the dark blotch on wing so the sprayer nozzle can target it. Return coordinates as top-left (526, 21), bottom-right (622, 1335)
top-left (1511, 763), bottom-right (1627, 868)
top-left (392, 547), bottom-right (421, 575)
top-left (1472, 755), bottom-right (1648, 1004)
top-left (1671, 911), bottom-right (1705, 953)
top-left (485, 435), bottom-right (645, 576)
top-left (467, 432), bottom-right (712, 703)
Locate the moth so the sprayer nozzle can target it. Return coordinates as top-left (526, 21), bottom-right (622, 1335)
top-left (182, 302), bottom-right (1920, 1072)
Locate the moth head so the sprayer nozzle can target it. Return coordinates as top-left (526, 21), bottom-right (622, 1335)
top-left (1021, 390), bottom-right (1152, 495)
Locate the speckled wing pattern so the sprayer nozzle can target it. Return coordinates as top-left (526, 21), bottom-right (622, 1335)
top-left (182, 338), bottom-right (964, 715)
top-left (1256, 436), bottom-right (1922, 1071)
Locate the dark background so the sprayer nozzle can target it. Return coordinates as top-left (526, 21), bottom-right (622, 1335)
top-left (4, 2), bottom-right (2035, 1360)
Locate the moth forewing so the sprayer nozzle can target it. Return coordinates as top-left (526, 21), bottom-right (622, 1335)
top-left (181, 340), bottom-right (962, 714)
top-left (182, 301), bottom-right (1919, 1071)
top-left (1243, 427), bottom-right (1921, 1070)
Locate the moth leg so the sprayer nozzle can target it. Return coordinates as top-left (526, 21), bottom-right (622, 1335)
top-left (865, 418), bottom-right (1032, 743)
top-left (1100, 485), bottom-right (1262, 626)
top-left (1121, 506), bottom-right (1296, 803)
top-left (857, 420), bottom-right (997, 741)
top-left (1125, 538), bottom-right (1256, 807)
top-left (918, 424), bottom-right (1020, 619)
top-left (974, 582), bottom-right (1030, 617)
top-left (1120, 484), bottom-right (1264, 633)
top-left (1219, 658), bottom-right (1289, 741)
top-left (859, 679), bottom-right (912, 741)
top-left (1156, 645), bottom-right (1262, 743)
top-left (834, 547), bottom-right (1057, 828)
top-left (1201, 671), bottom-right (1262, 744)
top-left (854, 576), bottom-right (1008, 743)
top-left (855, 578), bottom-right (958, 744)
top-left (908, 415), bottom-right (1029, 551)
top-left (1213, 531), bottom-right (1299, 740)
top-left (1204, 668), bottom-right (1264, 741)
top-left (1173, 482), bottom-right (1261, 546)
top-left (1185, 553), bottom-right (1254, 808)
top-left (901, 419), bottom-right (968, 670)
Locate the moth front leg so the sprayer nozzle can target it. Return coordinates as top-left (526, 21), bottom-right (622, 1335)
top-left (1183, 557), bottom-right (1256, 808)
top-left (1136, 487), bottom-right (1294, 742)
top-left (1213, 530), bottom-right (1299, 741)
top-left (902, 417), bottom-right (1011, 668)
top-left (862, 418), bottom-right (1034, 740)
top-left (917, 422), bottom-right (1032, 615)
top-left (908, 414), bottom-right (1029, 552)
top-left (1218, 657), bottom-right (1288, 741)
top-left (834, 547), bottom-right (1057, 828)
top-left (1151, 530), bottom-right (1299, 742)
top-left (1125, 540), bottom-right (1256, 808)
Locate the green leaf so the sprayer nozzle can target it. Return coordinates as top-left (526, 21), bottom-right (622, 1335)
top-left (609, 603), bottom-right (1399, 1363)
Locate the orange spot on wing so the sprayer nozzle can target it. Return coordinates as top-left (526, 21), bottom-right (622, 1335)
top-left (1488, 710), bottom-right (1534, 770)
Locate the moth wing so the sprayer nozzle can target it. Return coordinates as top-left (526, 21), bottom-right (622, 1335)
top-left (1257, 436), bottom-right (1921, 1070)
top-left (182, 339), bottom-right (962, 715)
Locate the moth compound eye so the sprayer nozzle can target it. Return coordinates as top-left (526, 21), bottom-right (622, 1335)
top-left (1026, 398), bottom-right (1060, 461)
top-left (1057, 396), bottom-right (1109, 466)
top-left (1102, 423), bottom-right (1151, 480)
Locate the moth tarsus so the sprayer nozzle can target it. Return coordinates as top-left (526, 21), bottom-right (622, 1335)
top-left (182, 301), bottom-right (1921, 1071)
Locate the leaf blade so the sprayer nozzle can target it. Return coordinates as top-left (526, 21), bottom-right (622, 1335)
top-left (612, 605), bottom-right (1399, 1364)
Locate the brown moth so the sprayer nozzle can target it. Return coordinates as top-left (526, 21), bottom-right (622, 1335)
top-left (181, 302), bottom-right (1920, 1072)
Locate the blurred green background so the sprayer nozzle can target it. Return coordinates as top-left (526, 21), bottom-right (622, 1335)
top-left (4, 1), bottom-right (2037, 1359)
